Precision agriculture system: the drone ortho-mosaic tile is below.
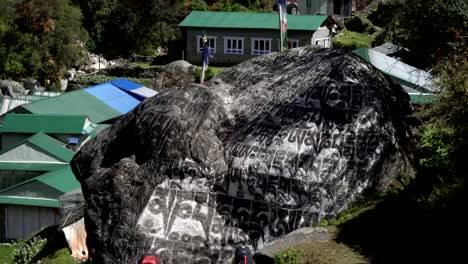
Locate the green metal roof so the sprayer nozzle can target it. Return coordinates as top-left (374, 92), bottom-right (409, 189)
top-left (409, 93), bottom-right (439, 104)
top-left (25, 132), bottom-right (75, 162)
top-left (0, 162), bottom-right (68, 171)
top-left (0, 114), bottom-right (89, 134)
top-left (0, 196), bottom-right (59, 207)
top-left (353, 47), bottom-right (439, 93)
top-left (35, 166), bottom-right (80, 193)
top-left (21, 89), bottom-right (122, 123)
top-left (90, 124), bottom-right (111, 138)
top-left (0, 166), bottom-right (79, 208)
top-left (15, 94), bottom-right (50, 101)
top-left (179, 11), bottom-right (327, 31)
top-left (0, 132), bottom-right (74, 164)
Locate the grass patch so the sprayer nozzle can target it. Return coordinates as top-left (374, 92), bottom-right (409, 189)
top-left (126, 61), bottom-right (153, 69)
top-left (194, 66), bottom-right (225, 83)
top-left (0, 244), bottom-right (16, 264)
top-left (273, 229), bottom-right (367, 264)
top-left (333, 29), bottom-right (378, 49)
top-left (319, 192), bottom-right (385, 227)
top-left (40, 248), bottom-right (79, 264)
top-left (208, 66), bottom-right (225, 76)
top-left (274, 249), bottom-right (301, 264)
top-left (32, 225), bottom-right (79, 264)
top-left (1, 225), bottom-right (79, 264)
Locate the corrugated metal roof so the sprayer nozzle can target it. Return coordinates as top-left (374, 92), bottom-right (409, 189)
top-left (0, 196), bottom-right (59, 207)
top-left (129, 87), bottom-right (159, 99)
top-left (0, 97), bottom-right (32, 115)
top-left (0, 162), bottom-right (67, 171)
top-left (409, 93), bottom-right (439, 104)
top-left (36, 166), bottom-right (80, 193)
top-left (0, 166), bottom-right (79, 207)
top-left (26, 132), bottom-right (75, 162)
top-left (0, 132), bottom-right (74, 163)
top-left (21, 80), bottom-right (144, 123)
top-left (31, 91), bottom-right (62, 97)
top-left (179, 11), bottom-right (327, 31)
top-left (1, 114), bottom-right (89, 134)
top-left (15, 94), bottom-right (50, 101)
top-left (21, 89), bottom-right (122, 123)
top-left (353, 48), bottom-right (440, 93)
top-left (110, 79), bottom-right (158, 100)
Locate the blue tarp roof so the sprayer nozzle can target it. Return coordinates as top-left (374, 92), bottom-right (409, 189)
top-left (84, 83), bottom-right (141, 114)
top-left (111, 79), bottom-right (142, 91)
top-left (21, 79), bottom-right (155, 123)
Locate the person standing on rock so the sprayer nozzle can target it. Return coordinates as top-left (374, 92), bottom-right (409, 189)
top-left (201, 35), bottom-right (210, 84)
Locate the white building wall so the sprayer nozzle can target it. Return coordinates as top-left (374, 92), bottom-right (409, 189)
top-left (311, 26), bottom-right (332, 47)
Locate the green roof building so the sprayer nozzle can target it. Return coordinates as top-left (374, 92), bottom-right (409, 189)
top-left (353, 47), bottom-right (439, 104)
top-left (1, 114), bottom-right (92, 134)
top-left (0, 132), bottom-right (73, 189)
top-left (17, 89), bottom-right (122, 124)
top-left (179, 11), bottom-right (335, 65)
top-left (0, 79), bottom-right (147, 241)
top-left (0, 166), bottom-right (80, 240)
top-left (0, 113), bottom-right (95, 151)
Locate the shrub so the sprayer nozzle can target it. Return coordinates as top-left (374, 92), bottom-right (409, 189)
top-left (12, 237), bottom-right (47, 264)
top-left (194, 66), bottom-right (215, 83)
top-left (344, 16), bottom-right (374, 33)
top-left (333, 30), bottom-right (376, 49)
top-left (274, 249), bottom-right (301, 264)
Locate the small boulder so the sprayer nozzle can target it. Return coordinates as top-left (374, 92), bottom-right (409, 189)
top-left (153, 60), bottom-right (195, 91)
top-left (0, 80), bottom-right (26, 97)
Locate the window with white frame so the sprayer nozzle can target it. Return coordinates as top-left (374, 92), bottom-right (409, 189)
top-left (288, 39), bottom-right (299, 49)
top-left (314, 38), bottom-right (331, 48)
top-left (197, 36), bottom-right (216, 54)
top-left (224, 37), bottom-right (244, 54)
top-left (251, 38), bottom-right (272, 55)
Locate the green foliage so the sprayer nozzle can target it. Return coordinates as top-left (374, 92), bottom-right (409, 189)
top-left (73, 74), bottom-right (154, 88)
top-left (344, 16), bottom-right (374, 33)
top-left (274, 249), bottom-right (301, 264)
top-left (0, 0), bottom-right (88, 83)
top-left (0, 244), bottom-right (17, 264)
top-left (384, 0), bottom-right (468, 69)
top-left (39, 248), bottom-right (80, 264)
top-left (194, 66), bottom-right (216, 82)
top-left (319, 193), bottom-right (383, 227)
top-left (333, 29), bottom-right (377, 49)
top-left (180, 0), bottom-right (208, 15)
top-left (77, 0), bottom-right (181, 58)
top-left (11, 237), bottom-right (47, 264)
top-left (419, 125), bottom-right (454, 172)
top-left (416, 53), bottom-right (467, 214)
top-left (208, 0), bottom-right (273, 12)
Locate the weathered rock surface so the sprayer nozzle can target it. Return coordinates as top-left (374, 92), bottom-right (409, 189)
top-left (0, 80), bottom-right (26, 97)
top-left (72, 46), bottom-right (414, 263)
top-left (152, 60), bottom-right (195, 91)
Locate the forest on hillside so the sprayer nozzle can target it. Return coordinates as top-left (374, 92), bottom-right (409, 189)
top-left (0, 0), bottom-right (466, 81)
top-left (0, 0), bottom-right (275, 83)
